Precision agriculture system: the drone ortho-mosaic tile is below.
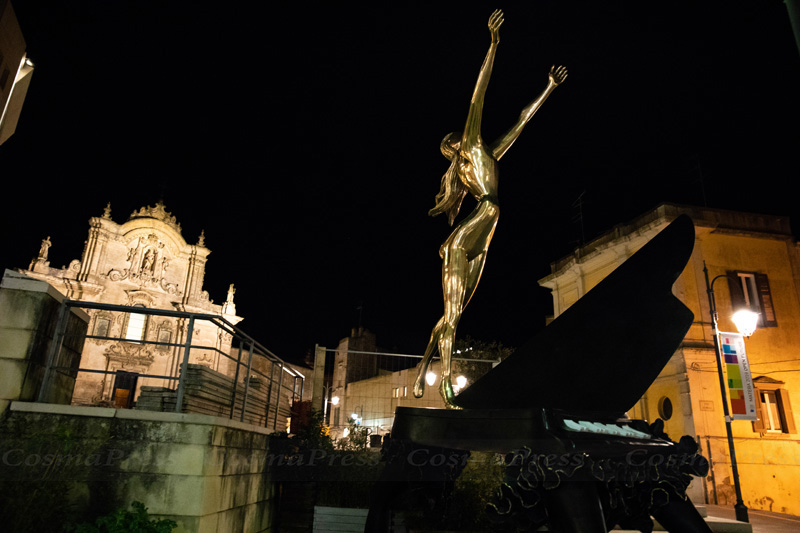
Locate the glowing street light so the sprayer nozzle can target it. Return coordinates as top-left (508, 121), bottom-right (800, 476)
top-left (731, 309), bottom-right (759, 338)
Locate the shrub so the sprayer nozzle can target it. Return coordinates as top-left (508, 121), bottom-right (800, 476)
top-left (64, 501), bottom-right (177, 533)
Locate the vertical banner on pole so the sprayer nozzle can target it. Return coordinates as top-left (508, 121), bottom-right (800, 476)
top-left (718, 331), bottom-right (757, 421)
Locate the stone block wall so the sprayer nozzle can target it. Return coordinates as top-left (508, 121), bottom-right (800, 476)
top-left (0, 402), bottom-right (276, 532)
top-left (0, 269), bottom-right (88, 413)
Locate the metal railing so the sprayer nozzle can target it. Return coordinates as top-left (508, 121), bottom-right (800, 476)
top-left (36, 300), bottom-right (304, 430)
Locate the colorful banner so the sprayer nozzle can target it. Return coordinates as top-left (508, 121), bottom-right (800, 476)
top-left (718, 332), bottom-right (757, 421)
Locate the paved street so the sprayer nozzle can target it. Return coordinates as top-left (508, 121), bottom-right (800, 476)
top-left (705, 505), bottom-right (800, 533)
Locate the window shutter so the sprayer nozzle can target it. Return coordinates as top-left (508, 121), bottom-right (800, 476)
top-left (752, 391), bottom-right (765, 432)
top-left (755, 274), bottom-right (778, 327)
top-left (776, 389), bottom-right (796, 434)
top-left (726, 271), bottom-right (746, 310)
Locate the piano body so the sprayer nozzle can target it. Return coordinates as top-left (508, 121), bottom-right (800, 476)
top-left (366, 215), bottom-right (712, 532)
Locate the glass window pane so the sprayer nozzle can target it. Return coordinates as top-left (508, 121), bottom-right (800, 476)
top-left (125, 313), bottom-right (146, 341)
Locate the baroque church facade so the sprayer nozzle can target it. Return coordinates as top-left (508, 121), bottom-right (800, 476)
top-left (19, 202), bottom-right (242, 406)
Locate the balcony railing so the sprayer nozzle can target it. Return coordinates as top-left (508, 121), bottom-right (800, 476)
top-left (36, 300), bottom-right (304, 430)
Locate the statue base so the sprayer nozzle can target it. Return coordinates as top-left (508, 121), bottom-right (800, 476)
top-left (365, 407), bottom-right (711, 533)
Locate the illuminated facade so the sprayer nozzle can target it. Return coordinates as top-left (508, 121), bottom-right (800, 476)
top-left (325, 328), bottom-right (491, 442)
top-left (539, 203), bottom-right (800, 516)
top-left (0, 0), bottom-right (33, 146)
top-left (18, 202), bottom-right (242, 406)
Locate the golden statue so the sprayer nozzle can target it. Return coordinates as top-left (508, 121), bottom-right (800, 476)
top-left (414, 9), bottom-right (568, 407)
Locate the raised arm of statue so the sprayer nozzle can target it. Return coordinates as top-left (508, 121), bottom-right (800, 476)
top-left (491, 65), bottom-right (567, 161)
top-left (461, 9), bottom-right (504, 148)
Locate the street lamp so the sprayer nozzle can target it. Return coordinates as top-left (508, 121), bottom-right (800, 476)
top-left (322, 385), bottom-right (339, 425)
top-left (703, 262), bottom-right (759, 523)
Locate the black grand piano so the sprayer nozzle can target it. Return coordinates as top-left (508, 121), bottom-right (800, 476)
top-left (366, 215), bottom-right (712, 532)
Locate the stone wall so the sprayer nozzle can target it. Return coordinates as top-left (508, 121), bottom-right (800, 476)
top-left (0, 269), bottom-right (88, 413)
top-left (0, 402), bottom-right (276, 532)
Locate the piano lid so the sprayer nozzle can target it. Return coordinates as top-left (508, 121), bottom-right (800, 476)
top-left (454, 214), bottom-right (695, 413)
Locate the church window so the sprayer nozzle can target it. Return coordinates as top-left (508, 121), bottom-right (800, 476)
top-left (156, 324), bottom-right (172, 351)
top-left (124, 305), bottom-right (148, 341)
top-left (93, 316), bottom-right (111, 339)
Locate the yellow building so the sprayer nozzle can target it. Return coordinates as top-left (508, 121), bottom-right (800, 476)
top-left (539, 203), bottom-right (799, 516)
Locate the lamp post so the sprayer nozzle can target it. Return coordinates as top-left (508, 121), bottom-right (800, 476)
top-left (322, 384), bottom-right (339, 426)
top-left (703, 262), bottom-right (759, 523)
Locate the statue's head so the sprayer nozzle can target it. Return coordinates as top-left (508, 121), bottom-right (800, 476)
top-left (440, 132), bottom-right (461, 161)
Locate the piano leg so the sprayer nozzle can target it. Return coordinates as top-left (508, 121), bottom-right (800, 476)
top-left (364, 457), bottom-right (406, 532)
top-left (545, 473), bottom-right (608, 533)
top-left (364, 439), bottom-right (470, 532)
top-left (650, 497), bottom-right (713, 533)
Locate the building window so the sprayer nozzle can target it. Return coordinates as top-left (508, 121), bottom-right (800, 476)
top-left (93, 316), bottom-right (111, 338)
top-left (392, 387), bottom-right (399, 398)
top-left (727, 271), bottom-right (777, 328)
top-left (657, 396), bottom-right (673, 420)
top-left (124, 305), bottom-right (148, 341)
top-left (760, 391), bottom-right (782, 432)
top-left (752, 376), bottom-right (796, 435)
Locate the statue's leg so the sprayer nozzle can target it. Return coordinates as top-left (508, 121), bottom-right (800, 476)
top-left (462, 251), bottom-right (487, 311)
top-left (365, 438), bottom-right (471, 533)
top-left (414, 317), bottom-right (444, 398)
top-left (438, 247), bottom-right (468, 406)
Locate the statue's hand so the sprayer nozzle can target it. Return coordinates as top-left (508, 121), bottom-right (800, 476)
top-left (549, 65), bottom-right (568, 86)
top-left (488, 9), bottom-right (504, 43)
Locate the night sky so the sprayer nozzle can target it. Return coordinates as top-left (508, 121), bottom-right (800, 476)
top-left (2, 1), bottom-right (799, 364)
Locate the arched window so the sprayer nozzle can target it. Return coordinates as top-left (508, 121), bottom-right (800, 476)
top-left (124, 304), bottom-right (148, 341)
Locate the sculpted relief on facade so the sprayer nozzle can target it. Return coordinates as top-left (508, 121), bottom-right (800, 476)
top-left (108, 234), bottom-right (181, 295)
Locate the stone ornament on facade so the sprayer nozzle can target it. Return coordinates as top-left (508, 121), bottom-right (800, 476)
top-left (29, 236), bottom-right (53, 272)
top-left (89, 310), bottom-right (115, 345)
top-left (128, 202), bottom-right (182, 234)
top-left (108, 234), bottom-right (181, 295)
top-left (38, 236), bottom-right (52, 260)
top-left (222, 284), bottom-right (237, 315)
top-left (104, 342), bottom-right (155, 370)
top-left (154, 320), bottom-right (174, 352)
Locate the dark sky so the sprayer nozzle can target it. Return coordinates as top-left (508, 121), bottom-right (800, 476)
top-left (2, 1), bottom-right (799, 364)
